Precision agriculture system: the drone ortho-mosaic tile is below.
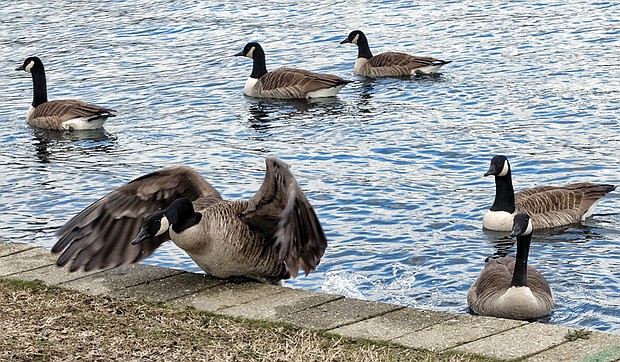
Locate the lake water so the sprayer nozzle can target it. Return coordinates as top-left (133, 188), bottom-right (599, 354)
top-left (1, 1), bottom-right (619, 334)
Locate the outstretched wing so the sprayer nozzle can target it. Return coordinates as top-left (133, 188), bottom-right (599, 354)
top-left (53, 166), bottom-right (223, 272)
top-left (241, 157), bottom-right (327, 277)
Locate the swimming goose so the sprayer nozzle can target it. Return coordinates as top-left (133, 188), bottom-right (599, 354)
top-left (468, 212), bottom-right (555, 320)
top-left (339, 30), bottom-right (452, 77)
top-left (483, 155), bottom-right (616, 231)
top-left (16, 56), bottom-right (116, 130)
top-left (52, 157), bottom-right (327, 284)
top-left (234, 42), bottom-right (351, 99)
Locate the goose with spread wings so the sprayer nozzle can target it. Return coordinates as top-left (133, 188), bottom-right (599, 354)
top-left (53, 157), bottom-right (327, 284)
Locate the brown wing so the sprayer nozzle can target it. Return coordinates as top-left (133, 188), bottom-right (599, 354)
top-left (471, 257), bottom-right (514, 299)
top-left (241, 157), bottom-right (327, 277)
top-left (33, 99), bottom-right (116, 122)
top-left (53, 166), bottom-right (223, 272)
top-left (515, 183), bottom-right (615, 227)
top-left (255, 68), bottom-right (349, 98)
top-left (366, 52), bottom-right (443, 75)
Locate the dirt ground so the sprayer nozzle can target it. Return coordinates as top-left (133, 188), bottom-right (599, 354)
top-left (0, 278), bottom-right (495, 362)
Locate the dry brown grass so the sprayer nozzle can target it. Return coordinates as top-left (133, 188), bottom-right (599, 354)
top-left (0, 278), bottom-right (496, 362)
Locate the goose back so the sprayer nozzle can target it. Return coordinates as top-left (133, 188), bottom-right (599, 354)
top-left (358, 52), bottom-right (450, 77)
top-left (248, 67), bottom-right (349, 99)
top-left (172, 200), bottom-right (289, 283)
top-left (28, 99), bottom-right (116, 130)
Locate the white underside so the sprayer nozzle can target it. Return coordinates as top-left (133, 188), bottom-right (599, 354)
top-left (62, 117), bottom-right (107, 130)
top-left (494, 286), bottom-right (551, 319)
top-left (412, 64), bottom-right (444, 75)
top-left (483, 210), bottom-right (515, 231)
top-left (306, 85), bottom-right (346, 98)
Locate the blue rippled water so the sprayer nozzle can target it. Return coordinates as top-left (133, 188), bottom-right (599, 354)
top-left (1, 1), bottom-right (618, 334)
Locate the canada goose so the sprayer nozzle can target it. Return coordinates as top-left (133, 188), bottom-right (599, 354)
top-left (52, 157), bottom-right (327, 284)
top-left (468, 212), bottom-right (555, 320)
top-left (15, 56), bottom-right (116, 130)
top-left (234, 42), bottom-right (351, 99)
top-left (483, 155), bottom-right (616, 231)
top-left (339, 30), bottom-right (452, 77)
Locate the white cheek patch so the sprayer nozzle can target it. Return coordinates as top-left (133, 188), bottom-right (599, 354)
top-left (498, 160), bottom-right (510, 177)
top-left (246, 46), bottom-right (255, 58)
top-left (351, 34), bottom-right (359, 44)
top-left (156, 215), bottom-right (170, 236)
top-left (525, 217), bottom-right (534, 235)
top-left (25, 60), bottom-right (35, 73)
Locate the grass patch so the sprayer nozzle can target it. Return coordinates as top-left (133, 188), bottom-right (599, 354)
top-left (564, 328), bottom-right (593, 341)
top-left (0, 277), bottom-right (498, 361)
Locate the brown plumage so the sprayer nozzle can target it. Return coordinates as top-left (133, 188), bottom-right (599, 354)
top-left (235, 42), bottom-right (351, 99)
top-left (468, 213), bottom-right (555, 320)
top-left (340, 30), bottom-right (451, 77)
top-left (16, 56), bottom-right (116, 130)
top-left (53, 157), bottom-right (327, 284)
top-left (483, 155), bottom-right (616, 231)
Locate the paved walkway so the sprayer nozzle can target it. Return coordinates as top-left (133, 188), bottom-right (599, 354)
top-left (1, 240), bottom-right (619, 361)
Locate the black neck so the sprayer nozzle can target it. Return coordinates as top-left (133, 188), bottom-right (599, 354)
top-left (171, 212), bottom-right (202, 234)
top-left (31, 66), bottom-right (48, 107)
top-left (356, 34), bottom-right (373, 59)
top-left (250, 46), bottom-right (268, 79)
top-left (490, 171), bottom-right (516, 213)
top-left (511, 233), bottom-right (531, 287)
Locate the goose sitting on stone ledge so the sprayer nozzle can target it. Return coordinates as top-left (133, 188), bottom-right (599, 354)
top-left (468, 212), bottom-right (555, 320)
top-left (52, 157), bottom-right (327, 284)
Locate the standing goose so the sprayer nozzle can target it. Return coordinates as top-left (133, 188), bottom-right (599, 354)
top-left (339, 30), bottom-right (452, 77)
top-left (468, 212), bottom-right (555, 320)
top-left (483, 155), bottom-right (616, 231)
top-left (234, 42), bottom-right (351, 99)
top-left (52, 157), bottom-right (327, 284)
top-left (16, 56), bottom-right (116, 130)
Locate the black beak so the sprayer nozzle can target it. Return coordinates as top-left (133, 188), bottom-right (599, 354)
top-left (15, 65), bottom-right (24, 71)
top-left (131, 228), bottom-right (152, 245)
top-left (340, 39), bottom-right (351, 44)
top-left (484, 164), bottom-right (500, 177)
top-left (234, 51), bottom-right (245, 57)
top-left (510, 224), bottom-right (524, 238)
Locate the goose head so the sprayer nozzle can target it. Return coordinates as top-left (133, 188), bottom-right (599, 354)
top-left (16, 56), bottom-right (43, 73)
top-left (511, 212), bottom-right (533, 237)
top-left (235, 42), bottom-right (263, 59)
top-left (340, 30), bottom-right (366, 45)
top-left (131, 198), bottom-right (200, 245)
top-left (484, 155), bottom-right (511, 177)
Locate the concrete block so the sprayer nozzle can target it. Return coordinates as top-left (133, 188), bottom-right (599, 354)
top-left (172, 281), bottom-right (286, 312)
top-left (526, 331), bottom-right (620, 362)
top-left (0, 247), bottom-right (55, 276)
top-left (219, 287), bottom-right (343, 325)
top-left (111, 271), bottom-right (224, 302)
top-left (277, 296), bottom-right (401, 330)
top-left (394, 314), bottom-right (527, 351)
top-left (330, 307), bottom-right (454, 342)
top-left (453, 322), bottom-right (571, 360)
top-left (12, 264), bottom-right (101, 285)
top-left (61, 263), bottom-right (183, 296)
top-left (0, 242), bottom-right (35, 256)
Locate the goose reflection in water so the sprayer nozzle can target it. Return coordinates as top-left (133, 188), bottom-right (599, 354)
top-left (31, 128), bottom-right (117, 164)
